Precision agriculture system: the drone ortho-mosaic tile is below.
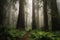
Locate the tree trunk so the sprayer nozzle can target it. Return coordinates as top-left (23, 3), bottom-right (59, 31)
top-left (32, 0), bottom-right (37, 29)
top-left (50, 0), bottom-right (59, 31)
top-left (16, 0), bottom-right (25, 30)
top-left (36, 0), bottom-right (39, 29)
top-left (43, 0), bottom-right (49, 31)
top-left (0, 0), bottom-right (6, 27)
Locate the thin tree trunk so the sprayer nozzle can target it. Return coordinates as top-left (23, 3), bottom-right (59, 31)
top-left (36, 0), bottom-right (39, 29)
top-left (32, 0), bottom-right (36, 29)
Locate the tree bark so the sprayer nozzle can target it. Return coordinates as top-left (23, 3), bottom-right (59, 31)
top-left (43, 0), bottom-right (49, 31)
top-left (50, 0), bottom-right (58, 31)
top-left (16, 0), bottom-right (25, 30)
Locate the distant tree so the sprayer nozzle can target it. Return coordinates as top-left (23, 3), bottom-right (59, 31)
top-left (16, 0), bottom-right (25, 30)
top-left (36, 0), bottom-right (40, 29)
top-left (32, 0), bottom-right (37, 29)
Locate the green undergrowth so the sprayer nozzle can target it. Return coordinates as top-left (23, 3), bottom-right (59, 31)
top-left (0, 27), bottom-right (60, 40)
top-left (29, 30), bottom-right (56, 40)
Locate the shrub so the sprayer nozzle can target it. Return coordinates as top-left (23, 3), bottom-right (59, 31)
top-left (0, 27), bottom-right (59, 40)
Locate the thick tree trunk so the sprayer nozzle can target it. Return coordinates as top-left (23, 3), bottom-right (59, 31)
top-left (50, 0), bottom-right (58, 31)
top-left (0, 0), bottom-right (8, 40)
top-left (0, 0), bottom-right (6, 27)
top-left (16, 0), bottom-right (25, 30)
top-left (43, 0), bottom-right (49, 31)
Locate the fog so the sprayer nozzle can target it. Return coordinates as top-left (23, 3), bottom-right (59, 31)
top-left (6, 0), bottom-right (60, 29)
top-left (57, 0), bottom-right (60, 14)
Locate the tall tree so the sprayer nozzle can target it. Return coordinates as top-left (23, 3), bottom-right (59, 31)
top-left (36, 0), bottom-right (40, 29)
top-left (43, 0), bottom-right (49, 31)
top-left (32, 0), bottom-right (37, 29)
top-left (50, 0), bottom-right (59, 31)
top-left (0, 0), bottom-right (10, 40)
top-left (0, 0), bottom-right (10, 27)
top-left (16, 0), bottom-right (25, 30)
top-left (47, 0), bottom-right (52, 31)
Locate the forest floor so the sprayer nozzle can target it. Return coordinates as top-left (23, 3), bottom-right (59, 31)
top-left (0, 27), bottom-right (60, 40)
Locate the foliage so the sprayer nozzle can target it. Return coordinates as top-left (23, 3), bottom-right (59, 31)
top-left (0, 27), bottom-right (26, 40)
top-left (0, 27), bottom-right (60, 40)
top-left (29, 30), bottom-right (55, 40)
top-left (5, 28), bottom-right (26, 37)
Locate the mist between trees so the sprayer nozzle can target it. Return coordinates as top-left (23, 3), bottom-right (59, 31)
top-left (0, 0), bottom-right (60, 31)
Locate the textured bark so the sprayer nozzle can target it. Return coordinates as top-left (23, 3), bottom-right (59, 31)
top-left (16, 0), bottom-right (25, 30)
